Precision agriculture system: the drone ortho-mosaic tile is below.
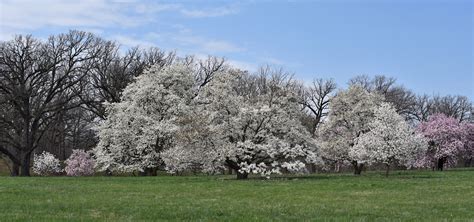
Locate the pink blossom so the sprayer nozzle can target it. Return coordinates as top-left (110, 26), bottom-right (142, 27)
top-left (417, 114), bottom-right (467, 170)
top-left (65, 149), bottom-right (95, 176)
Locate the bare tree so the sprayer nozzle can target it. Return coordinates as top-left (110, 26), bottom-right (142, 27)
top-left (349, 75), bottom-right (416, 119)
top-left (82, 44), bottom-right (175, 119)
top-left (299, 79), bottom-right (337, 135)
top-left (0, 31), bottom-right (100, 176)
top-left (431, 95), bottom-right (471, 122)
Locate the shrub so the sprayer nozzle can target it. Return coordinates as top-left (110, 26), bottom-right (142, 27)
top-left (32, 151), bottom-right (62, 176)
top-left (65, 149), bottom-right (95, 176)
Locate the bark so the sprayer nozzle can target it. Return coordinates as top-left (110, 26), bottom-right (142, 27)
top-left (236, 171), bottom-right (248, 180)
top-left (464, 158), bottom-right (472, 167)
top-left (437, 157), bottom-right (445, 171)
top-left (385, 164), bottom-right (390, 177)
top-left (225, 158), bottom-right (248, 180)
top-left (352, 161), bottom-right (364, 175)
top-left (20, 152), bottom-right (32, 176)
top-left (11, 162), bottom-right (20, 176)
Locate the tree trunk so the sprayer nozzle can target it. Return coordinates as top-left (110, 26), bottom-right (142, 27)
top-left (236, 171), bottom-right (248, 180)
top-left (20, 152), bottom-right (31, 176)
top-left (227, 166), bottom-right (233, 175)
top-left (10, 162), bottom-right (20, 176)
top-left (437, 158), bottom-right (445, 171)
top-left (385, 164), bottom-right (390, 177)
top-left (352, 161), bottom-right (364, 175)
top-left (464, 158), bottom-right (472, 167)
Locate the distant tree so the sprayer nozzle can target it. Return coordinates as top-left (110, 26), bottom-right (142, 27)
top-left (417, 114), bottom-right (467, 170)
top-left (349, 103), bottom-right (427, 176)
top-left (298, 78), bottom-right (337, 135)
top-left (82, 44), bottom-right (175, 120)
top-left (431, 95), bottom-right (471, 122)
top-left (349, 75), bottom-right (416, 118)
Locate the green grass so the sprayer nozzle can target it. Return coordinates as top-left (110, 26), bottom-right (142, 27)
top-left (0, 169), bottom-right (473, 221)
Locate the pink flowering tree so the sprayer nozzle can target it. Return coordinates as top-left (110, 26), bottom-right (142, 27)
top-left (417, 114), bottom-right (466, 170)
top-left (65, 149), bottom-right (95, 176)
top-left (461, 123), bottom-right (474, 167)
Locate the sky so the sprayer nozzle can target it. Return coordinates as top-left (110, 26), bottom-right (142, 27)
top-left (0, 0), bottom-right (472, 99)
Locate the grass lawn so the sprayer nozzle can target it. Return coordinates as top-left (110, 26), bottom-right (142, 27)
top-left (0, 169), bottom-right (473, 221)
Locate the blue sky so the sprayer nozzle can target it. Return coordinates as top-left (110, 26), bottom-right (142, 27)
top-left (1, 0), bottom-right (472, 98)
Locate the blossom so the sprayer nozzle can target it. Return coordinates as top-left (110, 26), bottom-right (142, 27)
top-left (33, 151), bottom-right (62, 176)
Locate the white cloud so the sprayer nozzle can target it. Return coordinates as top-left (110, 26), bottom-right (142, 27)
top-left (0, 0), bottom-right (240, 35)
top-left (180, 5), bottom-right (240, 18)
top-left (173, 35), bottom-right (245, 54)
top-left (110, 35), bottom-right (157, 48)
top-left (0, 0), bottom-right (143, 31)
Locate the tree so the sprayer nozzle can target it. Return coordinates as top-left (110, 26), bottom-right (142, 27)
top-left (298, 78), bottom-right (336, 135)
top-left (82, 44), bottom-right (175, 120)
top-left (431, 95), bottom-right (471, 122)
top-left (460, 122), bottom-right (474, 167)
top-left (349, 103), bottom-right (427, 176)
top-left (318, 85), bottom-right (384, 175)
top-left (0, 31), bottom-right (100, 176)
top-left (93, 63), bottom-right (195, 175)
top-left (163, 67), bottom-right (321, 179)
top-left (64, 149), bottom-right (95, 176)
top-left (417, 114), bottom-right (466, 170)
top-left (32, 151), bottom-right (62, 176)
top-left (349, 75), bottom-right (416, 119)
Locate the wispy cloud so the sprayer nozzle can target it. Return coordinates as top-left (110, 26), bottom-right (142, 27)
top-left (173, 35), bottom-right (245, 54)
top-left (180, 5), bottom-right (240, 18)
top-left (0, 0), bottom-right (142, 31)
top-left (0, 0), bottom-right (241, 37)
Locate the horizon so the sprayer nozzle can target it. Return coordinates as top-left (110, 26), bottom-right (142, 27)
top-left (1, 0), bottom-right (472, 99)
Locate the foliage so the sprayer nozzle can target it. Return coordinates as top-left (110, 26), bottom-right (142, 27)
top-left (64, 150), bottom-right (95, 176)
top-left (32, 151), bottom-right (62, 176)
top-left (349, 103), bottom-right (427, 173)
top-left (93, 63), bottom-right (195, 173)
top-left (417, 114), bottom-right (467, 169)
top-left (318, 85), bottom-right (384, 173)
top-left (163, 69), bottom-right (321, 178)
top-left (460, 122), bottom-right (474, 163)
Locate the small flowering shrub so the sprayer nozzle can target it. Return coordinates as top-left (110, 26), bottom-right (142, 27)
top-left (33, 151), bottom-right (62, 176)
top-left (65, 149), bottom-right (95, 176)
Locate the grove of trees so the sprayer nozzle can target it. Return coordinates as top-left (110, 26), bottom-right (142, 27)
top-left (0, 31), bottom-right (472, 178)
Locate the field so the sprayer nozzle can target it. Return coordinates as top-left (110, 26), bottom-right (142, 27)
top-left (0, 169), bottom-right (473, 221)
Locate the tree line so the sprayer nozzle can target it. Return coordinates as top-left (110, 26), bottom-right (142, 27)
top-left (0, 30), bottom-right (472, 177)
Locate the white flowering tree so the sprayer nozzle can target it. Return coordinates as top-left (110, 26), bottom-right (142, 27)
top-left (318, 85), bottom-right (384, 174)
top-left (32, 151), bottom-right (62, 176)
top-left (93, 64), bottom-right (195, 175)
top-left (163, 69), bottom-right (322, 179)
top-left (349, 103), bottom-right (428, 176)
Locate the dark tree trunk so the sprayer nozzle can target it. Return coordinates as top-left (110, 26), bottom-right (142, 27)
top-left (150, 168), bottom-right (157, 176)
top-left (464, 158), bottom-right (472, 167)
top-left (225, 158), bottom-right (248, 179)
top-left (10, 162), bottom-right (20, 176)
top-left (20, 152), bottom-right (31, 176)
top-left (385, 164), bottom-right (390, 177)
top-left (236, 171), bottom-right (248, 180)
top-left (104, 169), bottom-right (113, 176)
top-left (437, 158), bottom-right (445, 171)
top-left (227, 166), bottom-right (233, 175)
top-left (352, 161), bottom-right (364, 175)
